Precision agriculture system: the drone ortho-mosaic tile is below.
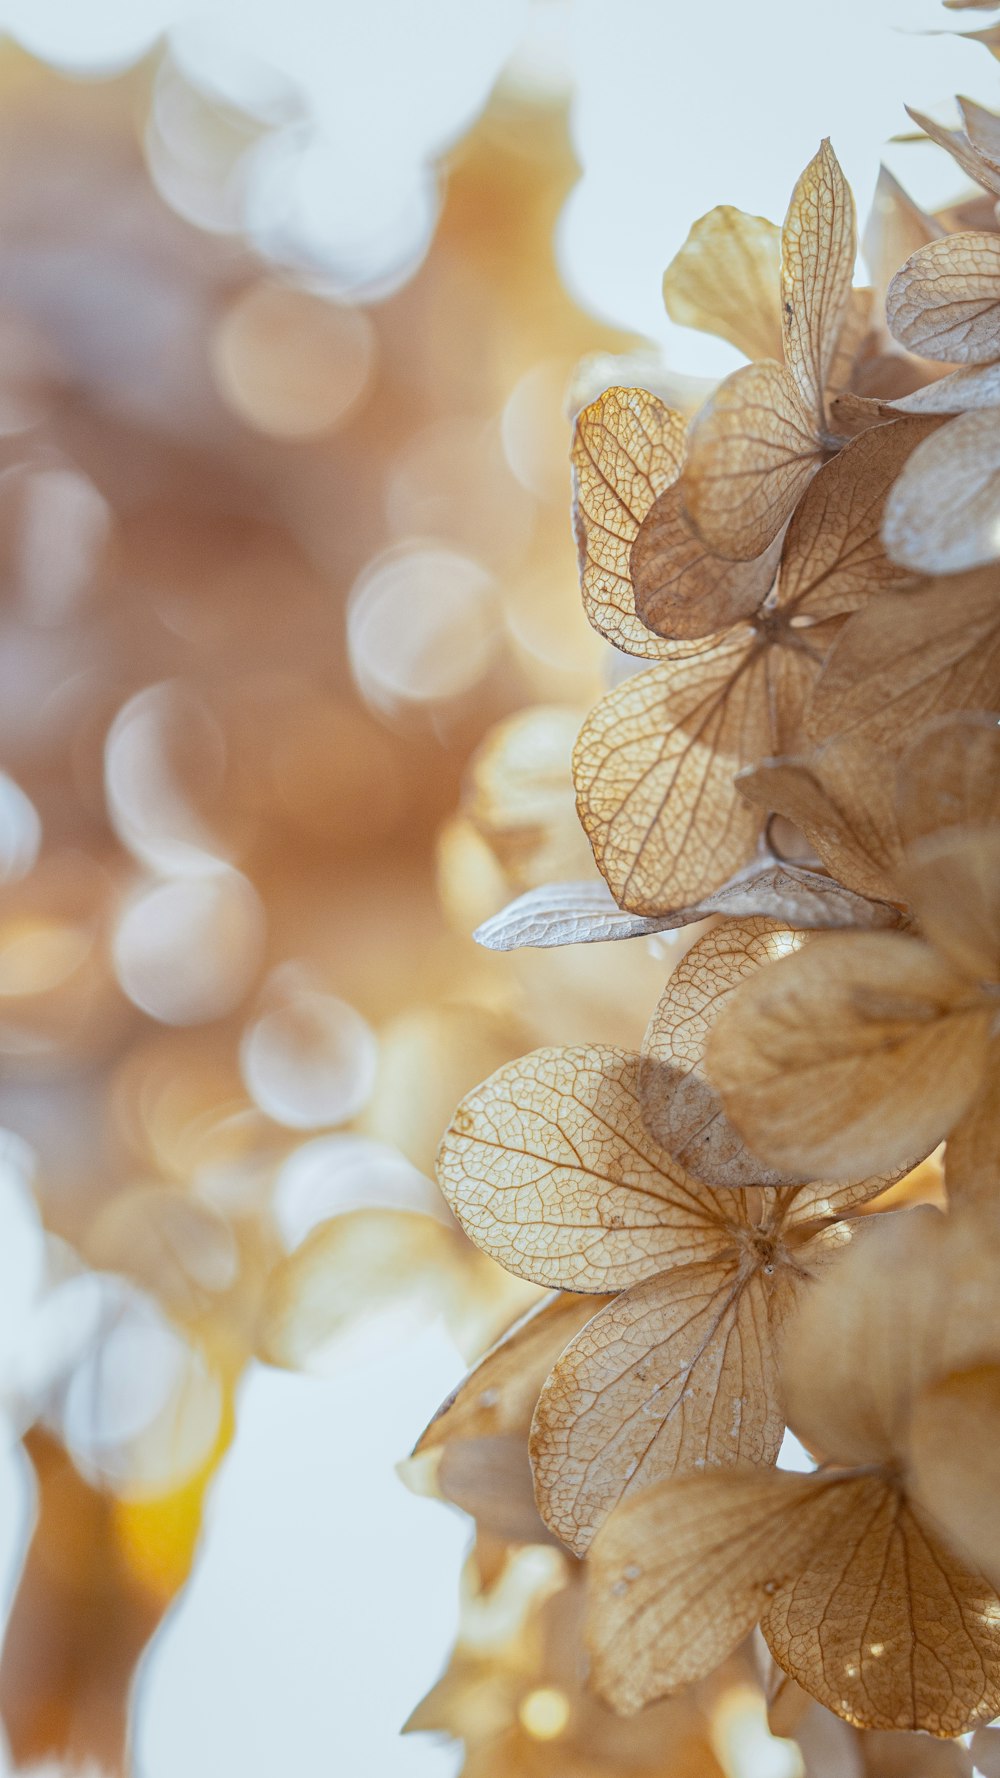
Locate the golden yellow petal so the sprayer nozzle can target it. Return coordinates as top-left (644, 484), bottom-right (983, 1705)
top-left (437, 1046), bottom-right (732, 1292)
top-left (572, 387), bottom-right (686, 657)
top-left (640, 918), bottom-right (810, 1186)
top-left (761, 1475), bottom-right (1000, 1735)
top-left (630, 482), bottom-right (780, 641)
top-left (530, 1261), bottom-right (782, 1555)
top-left (807, 572), bottom-right (1000, 753)
top-left (908, 1365), bottom-right (1000, 1586)
top-left (781, 141), bottom-right (856, 424)
top-left (887, 232), bottom-right (1000, 364)
top-left (663, 205), bottom-right (783, 363)
top-left (883, 408), bottom-right (1000, 575)
top-left (735, 737), bottom-right (902, 904)
top-left (587, 1466), bottom-right (857, 1712)
top-left (682, 361), bottom-right (823, 561)
top-left (900, 826), bottom-right (1000, 982)
top-left (945, 1047), bottom-right (1000, 1203)
top-left (705, 932), bottom-right (991, 1181)
top-left (778, 419), bottom-right (934, 621)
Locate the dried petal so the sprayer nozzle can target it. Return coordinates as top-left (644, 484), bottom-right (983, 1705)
top-left (781, 141), bottom-right (856, 424)
top-left (587, 1467), bottom-right (865, 1711)
top-left (906, 106), bottom-right (1000, 200)
top-left (682, 361), bottom-right (823, 561)
top-left (630, 482), bottom-right (780, 641)
top-left (825, 287), bottom-right (875, 396)
top-left (899, 826), bottom-right (1000, 981)
top-left (891, 361), bottom-right (1000, 413)
top-left (946, 1046), bottom-right (1000, 1202)
top-left (807, 573), bottom-right (1000, 752)
top-left (705, 933), bottom-right (991, 1180)
top-left (735, 738), bottom-right (902, 904)
top-left (663, 205), bottom-right (783, 363)
top-left (531, 1260), bottom-right (782, 1555)
top-left (883, 409), bottom-right (1000, 573)
top-left (959, 96), bottom-right (1000, 171)
top-left (410, 1291), bottom-right (607, 1542)
top-left (640, 918), bottom-right (810, 1186)
top-left (574, 630), bottom-right (825, 914)
top-left (887, 233), bottom-right (1000, 364)
top-left (777, 420), bottom-right (933, 621)
top-left (572, 387), bottom-right (685, 657)
top-left (862, 166), bottom-right (941, 307)
top-left (437, 1046), bottom-right (733, 1292)
top-left (474, 861), bottom-right (900, 953)
top-left (760, 1479), bottom-right (1000, 1735)
top-left (895, 711), bottom-right (1000, 847)
top-left (908, 1365), bottom-right (1000, 1585)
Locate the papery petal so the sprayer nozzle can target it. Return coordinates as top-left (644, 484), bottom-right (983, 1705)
top-left (640, 918), bottom-right (810, 1186)
top-left (531, 1260), bottom-right (782, 1556)
top-left (908, 1364), bottom-right (1000, 1586)
top-left (806, 573), bottom-right (1000, 752)
top-left (705, 932), bottom-right (991, 1180)
top-left (663, 205), bottom-right (783, 363)
top-left (887, 232), bottom-right (1000, 364)
top-left (946, 1047), bottom-right (1000, 1203)
top-left (682, 361), bottom-right (823, 561)
top-left (631, 482), bottom-right (779, 640)
top-left (862, 165), bottom-right (941, 308)
top-left (883, 409), bottom-right (1000, 573)
top-left (781, 141), bottom-right (856, 424)
top-left (891, 361), bottom-right (1000, 413)
top-left (777, 419), bottom-right (934, 621)
top-left (572, 387), bottom-right (686, 657)
top-left (899, 825), bottom-right (1000, 982)
top-left (735, 737), bottom-right (902, 904)
top-left (896, 711), bottom-right (1000, 849)
top-left (437, 1046), bottom-right (732, 1292)
top-left (906, 105), bottom-right (1000, 199)
top-left (761, 1477), bottom-right (1000, 1735)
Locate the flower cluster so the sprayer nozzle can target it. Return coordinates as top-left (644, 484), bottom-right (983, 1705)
top-left (412, 43), bottom-right (1000, 1759)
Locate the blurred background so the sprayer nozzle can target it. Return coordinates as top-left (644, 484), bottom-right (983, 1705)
top-left (0, 2), bottom-right (987, 1774)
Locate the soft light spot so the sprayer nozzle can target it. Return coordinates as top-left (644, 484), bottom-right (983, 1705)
top-left (347, 544), bottom-right (500, 714)
top-left (518, 1686), bottom-right (570, 1741)
top-left (114, 869), bottom-right (265, 1026)
top-left (241, 980), bottom-right (378, 1130)
top-left (212, 281), bottom-right (376, 438)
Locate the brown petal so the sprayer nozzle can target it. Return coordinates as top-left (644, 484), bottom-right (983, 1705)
top-left (415, 1291), bottom-right (610, 1458)
top-left (682, 360), bottom-right (823, 561)
top-left (705, 932), bottom-right (991, 1180)
top-left (574, 630), bottom-right (827, 914)
top-left (630, 482), bottom-right (780, 641)
top-left (899, 826), bottom-right (1000, 982)
top-left (437, 1046), bottom-right (732, 1292)
top-left (777, 419), bottom-right (933, 622)
top-left (735, 737), bottom-right (903, 903)
top-left (889, 361), bottom-right (1000, 413)
top-left (781, 141), bottom-right (856, 424)
top-left (587, 1466), bottom-right (861, 1711)
top-left (640, 918), bottom-right (811, 1186)
top-left (862, 165), bottom-right (941, 308)
top-left (946, 1047), bottom-right (1000, 1203)
top-left (883, 409), bottom-right (1000, 573)
top-left (887, 233), bottom-right (1000, 364)
top-left (806, 573), bottom-right (1000, 753)
top-left (409, 1291), bottom-right (609, 1543)
top-left (825, 286), bottom-right (875, 397)
top-left (906, 106), bottom-right (1000, 200)
top-left (959, 96), bottom-right (1000, 171)
top-left (572, 639), bottom-right (761, 913)
top-left (760, 1476), bottom-right (1000, 1735)
top-left (662, 205), bottom-right (783, 363)
top-left (778, 1206), bottom-right (1000, 1467)
top-left (572, 387), bottom-right (686, 657)
top-left (908, 1364), bottom-right (1000, 1586)
top-left (531, 1260), bottom-right (782, 1555)
top-left (896, 710), bottom-right (1000, 848)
